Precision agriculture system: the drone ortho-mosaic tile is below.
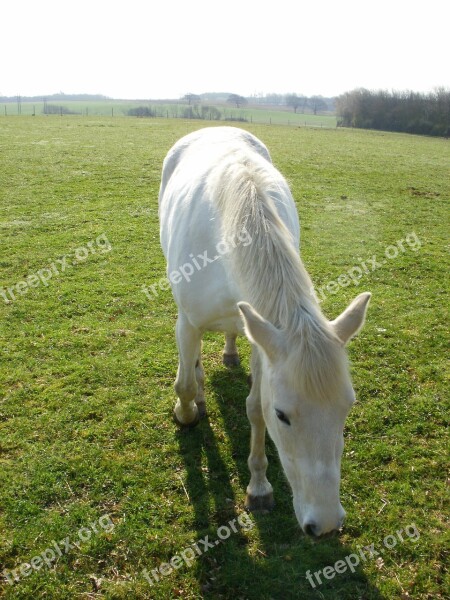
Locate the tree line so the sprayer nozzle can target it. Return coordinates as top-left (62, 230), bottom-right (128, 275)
top-left (182, 93), bottom-right (333, 114)
top-left (336, 88), bottom-right (450, 136)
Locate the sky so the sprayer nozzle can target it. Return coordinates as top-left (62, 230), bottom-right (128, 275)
top-left (1, 0), bottom-right (448, 99)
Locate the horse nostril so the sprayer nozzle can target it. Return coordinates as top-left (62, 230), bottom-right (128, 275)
top-left (304, 522), bottom-right (319, 537)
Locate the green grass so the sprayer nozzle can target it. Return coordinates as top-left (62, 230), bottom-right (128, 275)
top-left (0, 117), bottom-right (448, 599)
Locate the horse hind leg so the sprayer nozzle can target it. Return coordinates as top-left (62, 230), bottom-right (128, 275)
top-left (223, 333), bottom-right (240, 367)
top-left (173, 313), bottom-right (204, 427)
top-left (195, 351), bottom-right (206, 418)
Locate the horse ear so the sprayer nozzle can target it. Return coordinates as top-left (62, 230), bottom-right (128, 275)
top-left (331, 292), bottom-right (371, 345)
top-left (238, 302), bottom-right (283, 361)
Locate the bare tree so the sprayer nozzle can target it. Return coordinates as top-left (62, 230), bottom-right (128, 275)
top-left (227, 94), bottom-right (247, 108)
top-left (286, 93), bottom-right (306, 113)
top-left (182, 93), bottom-right (201, 105)
top-left (308, 96), bottom-right (327, 115)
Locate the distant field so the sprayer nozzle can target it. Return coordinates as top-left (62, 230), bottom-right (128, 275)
top-left (0, 117), bottom-right (448, 599)
top-left (1, 100), bottom-right (337, 127)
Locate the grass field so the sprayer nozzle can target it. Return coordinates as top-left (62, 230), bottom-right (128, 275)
top-left (1, 101), bottom-right (336, 128)
top-left (0, 117), bottom-right (448, 599)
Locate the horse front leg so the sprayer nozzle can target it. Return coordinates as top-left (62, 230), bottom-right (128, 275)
top-left (245, 348), bottom-right (275, 511)
top-left (173, 312), bottom-right (203, 427)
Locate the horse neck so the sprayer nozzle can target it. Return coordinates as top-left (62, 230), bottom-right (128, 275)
top-left (241, 228), bottom-right (326, 333)
top-left (235, 216), bottom-right (344, 402)
top-left (216, 156), bottom-right (327, 333)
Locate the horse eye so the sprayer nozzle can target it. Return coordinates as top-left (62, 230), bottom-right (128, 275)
top-left (275, 408), bottom-right (291, 426)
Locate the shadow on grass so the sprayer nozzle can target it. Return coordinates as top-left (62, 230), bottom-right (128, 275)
top-left (175, 362), bottom-right (386, 600)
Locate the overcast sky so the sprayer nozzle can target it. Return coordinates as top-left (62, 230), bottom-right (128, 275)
top-left (1, 0), bottom-right (448, 99)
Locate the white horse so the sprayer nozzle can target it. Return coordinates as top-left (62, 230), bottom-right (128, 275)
top-left (158, 127), bottom-right (371, 537)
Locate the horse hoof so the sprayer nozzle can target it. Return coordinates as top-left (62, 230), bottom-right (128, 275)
top-left (223, 353), bottom-right (240, 367)
top-left (173, 407), bottom-right (200, 429)
top-left (245, 492), bottom-right (275, 513)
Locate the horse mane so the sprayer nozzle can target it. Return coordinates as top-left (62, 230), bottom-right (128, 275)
top-left (213, 148), bottom-right (348, 400)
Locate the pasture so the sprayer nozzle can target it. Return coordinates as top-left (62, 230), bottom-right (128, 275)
top-left (1, 101), bottom-right (337, 128)
top-left (0, 116), bottom-right (448, 599)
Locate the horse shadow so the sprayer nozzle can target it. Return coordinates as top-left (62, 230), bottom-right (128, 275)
top-left (175, 355), bottom-right (386, 600)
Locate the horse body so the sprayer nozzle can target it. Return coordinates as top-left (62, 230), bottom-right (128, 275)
top-left (158, 126), bottom-right (371, 536)
top-left (159, 127), bottom-right (298, 334)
